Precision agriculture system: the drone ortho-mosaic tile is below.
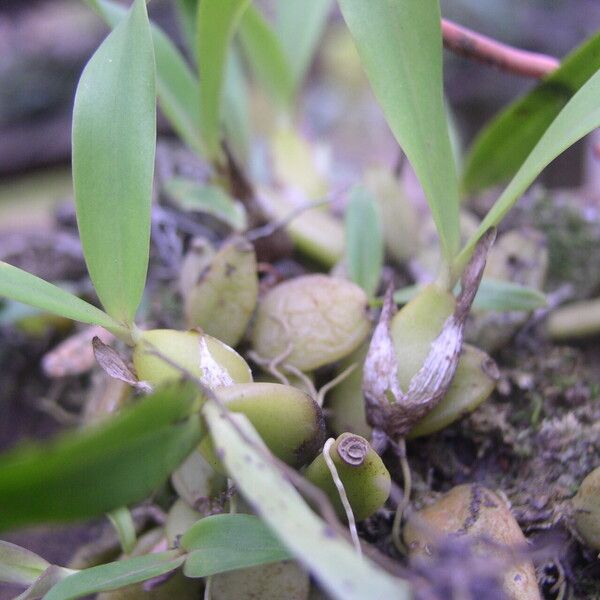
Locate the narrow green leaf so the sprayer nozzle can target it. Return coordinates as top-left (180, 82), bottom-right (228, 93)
top-left (338, 0), bottom-right (460, 262)
top-left (15, 566), bottom-right (74, 600)
top-left (0, 541), bottom-right (49, 586)
top-left (73, 0), bottom-right (156, 324)
top-left (393, 284), bottom-right (421, 306)
top-left (181, 514), bottom-right (291, 577)
top-left (471, 279), bottom-right (547, 312)
top-left (463, 32), bottom-right (600, 195)
top-left (107, 507), bottom-right (136, 555)
top-left (176, 0), bottom-right (198, 53)
top-left (164, 178), bottom-right (247, 230)
top-left (345, 186), bottom-right (384, 297)
top-left (197, 0), bottom-right (251, 161)
top-left (203, 404), bottom-right (410, 600)
top-left (223, 47), bottom-right (252, 166)
top-left (457, 66), bottom-right (600, 271)
top-left (238, 5), bottom-right (294, 110)
top-left (394, 279), bottom-right (547, 312)
top-left (277, 0), bottom-right (332, 91)
top-left (0, 384), bottom-right (200, 531)
top-left (0, 262), bottom-right (127, 337)
top-left (91, 0), bottom-right (204, 156)
top-left (44, 552), bottom-right (184, 600)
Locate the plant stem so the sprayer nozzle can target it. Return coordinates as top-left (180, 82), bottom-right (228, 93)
top-left (391, 438), bottom-right (411, 555)
top-left (441, 19), bottom-right (559, 78)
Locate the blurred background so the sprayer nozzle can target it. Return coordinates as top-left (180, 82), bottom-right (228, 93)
top-left (1, 0), bottom-right (600, 179)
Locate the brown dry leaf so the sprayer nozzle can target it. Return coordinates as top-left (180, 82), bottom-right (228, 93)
top-left (92, 336), bottom-right (150, 393)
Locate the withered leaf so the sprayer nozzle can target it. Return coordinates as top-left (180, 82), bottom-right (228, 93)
top-left (92, 336), bottom-right (151, 393)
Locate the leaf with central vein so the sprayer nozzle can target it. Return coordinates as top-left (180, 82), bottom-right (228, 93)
top-left (90, 0), bottom-right (204, 156)
top-left (462, 31), bottom-right (600, 195)
top-left (0, 383), bottom-right (200, 531)
top-left (0, 262), bottom-right (127, 337)
top-left (44, 552), bottom-right (184, 600)
top-left (0, 541), bottom-right (49, 586)
top-left (457, 66), bottom-right (600, 269)
top-left (238, 4), bottom-right (294, 110)
top-left (197, 0), bottom-right (251, 161)
top-left (73, 0), bottom-right (156, 324)
top-left (182, 514), bottom-right (292, 577)
top-left (337, 0), bottom-right (460, 262)
top-left (393, 279), bottom-right (547, 312)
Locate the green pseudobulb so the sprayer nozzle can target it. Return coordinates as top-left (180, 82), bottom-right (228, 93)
top-left (251, 275), bottom-right (370, 372)
top-left (200, 382), bottom-right (325, 473)
top-left (328, 284), bottom-right (497, 438)
top-left (132, 329), bottom-right (252, 387)
top-left (304, 433), bottom-right (390, 521)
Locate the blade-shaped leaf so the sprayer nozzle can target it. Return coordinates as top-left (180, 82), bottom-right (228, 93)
top-left (15, 566), bottom-right (74, 600)
top-left (73, 0), bottom-right (156, 324)
top-left (165, 178), bottom-right (247, 230)
top-left (197, 0), bottom-right (251, 161)
top-left (0, 262), bottom-right (127, 338)
top-left (470, 278), bottom-right (546, 312)
top-left (457, 66), bottom-right (600, 270)
top-left (338, 0), bottom-right (460, 262)
top-left (345, 185), bottom-right (384, 297)
top-left (176, 0), bottom-right (198, 53)
top-left (463, 31), bottom-right (600, 195)
top-left (238, 4), bottom-right (294, 110)
top-left (0, 541), bottom-right (49, 586)
top-left (203, 404), bottom-right (410, 600)
top-left (181, 514), bottom-right (291, 577)
top-left (0, 383), bottom-right (200, 531)
top-left (90, 0), bottom-right (204, 156)
top-left (276, 0), bottom-right (332, 91)
top-left (393, 279), bottom-right (547, 312)
top-left (107, 507), bottom-right (136, 555)
top-left (44, 552), bottom-right (184, 600)
top-left (223, 47), bottom-right (252, 166)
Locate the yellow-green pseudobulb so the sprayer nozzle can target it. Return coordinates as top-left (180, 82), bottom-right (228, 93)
top-left (571, 466), bottom-right (600, 550)
top-left (212, 561), bottom-right (310, 600)
top-left (391, 284), bottom-right (455, 389)
top-left (304, 433), bottom-right (390, 521)
top-left (184, 238), bottom-right (258, 347)
top-left (132, 329), bottom-right (252, 387)
top-left (404, 485), bottom-right (541, 600)
top-left (200, 382), bottom-right (325, 472)
top-left (252, 275), bottom-right (370, 372)
top-left (327, 285), bottom-right (497, 439)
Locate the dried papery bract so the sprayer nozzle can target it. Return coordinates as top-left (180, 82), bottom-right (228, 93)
top-left (363, 229), bottom-right (496, 439)
top-left (327, 342), bottom-right (498, 441)
top-left (132, 329), bottom-right (252, 388)
top-left (92, 337), bottom-right (151, 393)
